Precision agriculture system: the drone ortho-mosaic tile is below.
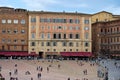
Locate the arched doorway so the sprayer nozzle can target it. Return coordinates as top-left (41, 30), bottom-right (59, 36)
top-left (2, 46), bottom-right (4, 50)
top-left (39, 52), bottom-right (43, 58)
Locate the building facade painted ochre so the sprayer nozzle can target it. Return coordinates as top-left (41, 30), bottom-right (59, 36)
top-left (29, 12), bottom-right (92, 58)
top-left (92, 20), bottom-right (120, 58)
top-left (92, 11), bottom-right (120, 23)
top-left (0, 7), bottom-right (28, 52)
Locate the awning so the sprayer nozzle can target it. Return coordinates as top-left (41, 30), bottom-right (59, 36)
top-left (0, 52), bottom-right (4, 56)
top-left (111, 54), bottom-right (120, 57)
top-left (0, 51), bottom-right (38, 56)
top-left (29, 52), bottom-right (38, 56)
top-left (45, 52), bottom-right (59, 55)
top-left (60, 52), bottom-right (92, 57)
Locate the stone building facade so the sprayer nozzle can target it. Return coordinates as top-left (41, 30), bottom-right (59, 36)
top-left (92, 20), bottom-right (120, 58)
top-left (29, 11), bottom-right (92, 58)
top-left (92, 11), bottom-right (120, 23)
top-left (0, 7), bottom-right (28, 54)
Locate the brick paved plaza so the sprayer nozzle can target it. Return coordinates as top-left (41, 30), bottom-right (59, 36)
top-left (0, 59), bottom-right (103, 80)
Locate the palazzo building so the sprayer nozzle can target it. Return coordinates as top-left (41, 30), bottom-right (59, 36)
top-left (29, 11), bottom-right (92, 58)
top-left (0, 7), bottom-right (28, 56)
top-left (92, 20), bottom-right (120, 58)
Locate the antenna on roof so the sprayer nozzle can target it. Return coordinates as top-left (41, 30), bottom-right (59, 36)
top-left (63, 10), bottom-right (65, 13)
top-left (75, 11), bottom-right (77, 13)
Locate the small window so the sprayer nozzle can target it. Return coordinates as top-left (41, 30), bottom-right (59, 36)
top-left (84, 27), bottom-right (89, 30)
top-left (21, 30), bottom-right (25, 33)
top-left (14, 46), bottom-right (17, 49)
top-left (69, 26), bottom-right (73, 30)
top-left (76, 26), bottom-right (79, 30)
top-left (41, 26), bottom-right (44, 30)
top-left (69, 42), bottom-right (73, 47)
top-left (2, 39), bottom-right (6, 43)
top-left (46, 42), bottom-right (51, 46)
top-left (70, 49), bottom-right (72, 51)
top-left (41, 42), bottom-right (44, 46)
top-left (96, 19), bottom-right (98, 22)
top-left (76, 42), bottom-right (79, 47)
top-left (41, 33), bottom-right (44, 39)
top-left (21, 19), bottom-right (25, 24)
top-left (40, 18), bottom-right (44, 22)
top-left (47, 49), bottom-right (50, 51)
top-left (85, 42), bottom-right (89, 47)
top-left (101, 29), bottom-right (103, 33)
top-left (53, 34), bottom-right (57, 39)
top-left (2, 30), bottom-right (6, 33)
top-left (2, 19), bottom-right (6, 23)
top-left (63, 34), bottom-right (66, 39)
top-left (84, 20), bottom-right (89, 24)
top-left (47, 33), bottom-right (51, 39)
top-left (58, 26), bottom-right (62, 29)
top-left (7, 20), bottom-right (12, 23)
top-left (14, 39), bottom-right (18, 43)
top-left (76, 34), bottom-right (79, 39)
top-left (7, 30), bottom-right (11, 34)
top-left (31, 17), bottom-right (36, 22)
top-left (21, 40), bottom-right (25, 44)
top-left (58, 33), bottom-right (61, 39)
top-left (53, 42), bottom-right (57, 46)
top-left (32, 33), bottom-right (35, 39)
top-left (69, 19), bottom-right (73, 23)
top-left (48, 26), bottom-right (50, 30)
top-left (76, 49), bottom-right (79, 51)
top-left (31, 42), bottom-right (35, 46)
top-left (14, 30), bottom-right (18, 34)
top-left (53, 49), bottom-right (56, 52)
top-left (85, 49), bottom-right (88, 52)
top-left (13, 20), bottom-right (18, 24)
top-left (69, 34), bottom-right (73, 39)
top-left (63, 42), bottom-right (67, 46)
top-left (64, 49), bottom-right (66, 51)
top-left (75, 19), bottom-right (80, 24)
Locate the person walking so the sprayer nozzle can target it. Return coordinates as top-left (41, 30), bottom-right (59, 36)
top-left (9, 71), bottom-right (12, 76)
top-left (68, 77), bottom-right (70, 80)
top-left (31, 77), bottom-right (33, 80)
top-left (58, 64), bottom-right (61, 69)
top-left (47, 67), bottom-right (49, 73)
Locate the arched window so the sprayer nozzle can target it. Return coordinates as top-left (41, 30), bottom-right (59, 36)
top-left (76, 34), bottom-right (79, 39)
top-left (69, 42), bottom-right (73, 47)
top-left (31, 42), bottom-right (35, 46)
top-left (53, 42), bottom-right (57, 46)
top-left (58, 33), bottom-right (61, 39)
top-left (69, 34), bottom-right (73, 39)
top-left (63, 42), bottom-right (67, 46)
top-left (46, 42), bottom-right (51, 46)
top-left (85, 42), bottom-right (89, 47)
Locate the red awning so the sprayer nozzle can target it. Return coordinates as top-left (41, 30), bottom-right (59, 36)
top-left (0, 51), bottom-right (39, 56)
top-left (29, 52), bottom-right (38, 56)
top-left (0, 51), bottom-right (28, 56)
top-left (0, 52), bottom-right (4, 55)
top-left (111, 54), bottom-right (120, 57)
top-left (60, 52), bottom-right (92, 57)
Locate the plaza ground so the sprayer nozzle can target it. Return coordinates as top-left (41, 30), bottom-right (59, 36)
top-left (99, 59), bottom-right (120, 80)
top-left (0, 59), bottom-right (102, 80)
